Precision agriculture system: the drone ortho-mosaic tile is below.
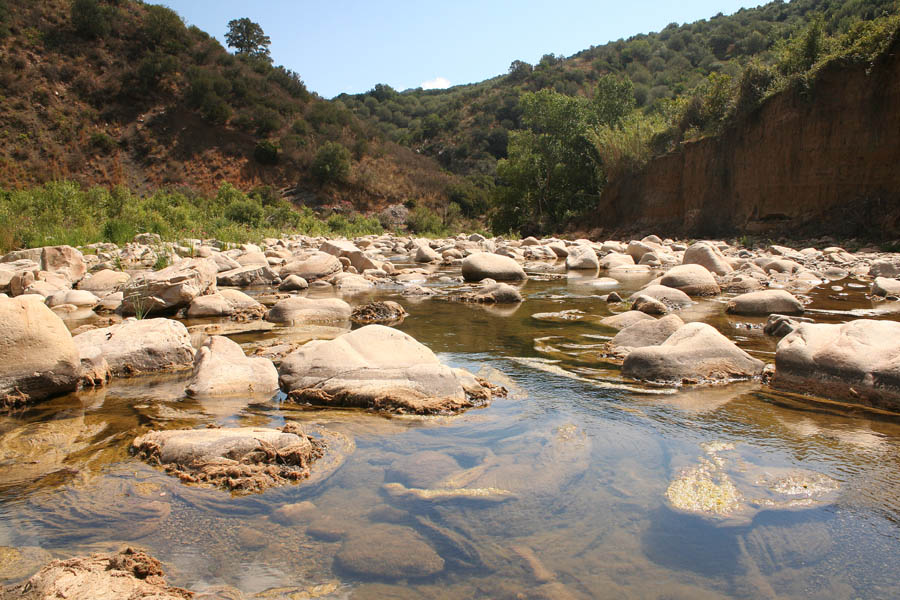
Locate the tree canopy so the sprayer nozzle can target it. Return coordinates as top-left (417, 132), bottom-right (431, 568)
top-left (225, 17), bottom-right (271, 62)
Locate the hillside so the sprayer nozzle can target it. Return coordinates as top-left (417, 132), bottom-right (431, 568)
top-left (0, 0), bottom-right (458, 215)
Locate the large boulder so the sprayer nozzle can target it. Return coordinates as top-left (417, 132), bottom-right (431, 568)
top-left (682, 242), bottom-right (733, 275)
top-left (76, 269), bottom-right (130, 294)
top-left (186, 336), bottom-right (278, 396)
top-left (610, 314), bottom-right (684, 353)
top-left (279, 325), bottom-right (503, 414)
top-left (871, 277), bottom-right (900, 298)
top-left (725, 290), bottom-right (804, 316)
top-left (39, 245), bottom-right (87, 283)
top-left (132, 424), bottom-right (325, 493)
top-left (0, 296), bottom-right (80, 406)
top-left (599, 310), bottom-right (655, 330)
top-left (216, 264), bottom-right (278, 287)
top-left (773, 319), bottom-right (900, 410)
top-left (2, 547), bottom-right (192, 600)
top-left (565, 246), bottom-right (599, 270)
top-left (280, 252), bottom-right (342, 282)
top-left (461, 252), bottom-right (526, 282)
top-left (72, 318), bottom-right (194, 376)
top-left (659, 264), bottom-right (720, 296)
top-left (121, 258), bottom-right (217, 315)
top-left (622, 322), bottom-right (765, 384)
top-left (634, 284), bottom-right (692, 309)
top-left (265, 297), bottom-right (351, 324)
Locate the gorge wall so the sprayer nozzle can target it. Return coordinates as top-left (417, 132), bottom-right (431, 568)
top-left (596, 35), bottom-right (900, 239)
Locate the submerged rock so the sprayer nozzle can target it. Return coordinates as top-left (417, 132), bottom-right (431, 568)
top-left (132, 423), bottom-right (326, 493)
top-left (185, 335), bottom-right (278, 397)
top-left (461, 252), bottom-right (526, 282)
top-left (350, 301), bottom-right (408, 325)
top-left (461, 280), bottom-right (523, 304)
top-left (72, 318), bottom-right (194, 377)
top-left (622, 322), bottom-right (765, 384)
top-left (1, 547), bottom-right (191, 600)
top-left (773, 319), bottom-right (900, 410)
top-left (334, 524), bottom-right (445, 579)
top-left (279, 325), bottom-right (505, 414)
top-left (0, 296), bottom-right (80, 407)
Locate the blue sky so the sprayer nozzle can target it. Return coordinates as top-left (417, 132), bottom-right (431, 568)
top-left (162, 1), bottom-right (761, 98)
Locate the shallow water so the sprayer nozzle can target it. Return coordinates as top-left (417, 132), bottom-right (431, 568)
top-left (2, 263), bottom-right (900, 599)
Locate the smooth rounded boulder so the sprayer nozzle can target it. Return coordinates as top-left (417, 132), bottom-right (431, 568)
top-left (660, 264), bottom-right (720, 296)
top-left (278, 325), bottom-right (504, 414)
top-left (682, 241), bottom-right (733, 275)
top-left (622, 322), bottom-right (765, 384)
top-left (0, 296), bottom-right (80, 406)
top-left (280, 252), bottom-right (342, 282)
top-left (610, 314), bottom-right (684, 353)
top-left (725, 290), bottom-right (804, 316)
top-left (72, 318), bottom-right (194, 376)
top-left (461, 252), bottom-right (526, 282)
top-left (872, 277), bottom-right (900, 298)
top-left (121, 257), bottom-right (218, 315)
top-left (265, 296), bottom-right (351, 324)
top-left (773, 319), bottom-right (900, 410)
top-left (186, 335), bottom-right (278, 397)
top-left (565, 246), bottom-right (600, 270)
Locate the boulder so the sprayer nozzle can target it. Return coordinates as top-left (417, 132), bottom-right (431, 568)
top-left (278, 274), bottom-right (309, 291)
top-left (565, 246), bottom-right (600, 270)
top-left (622, 322), bottom-right (765, 384)
top-left (725, 290), bottom-right (804, 316)
top-left (659, 264), bottom-right (720, 296)
top-left (610, 314), bottom-right (684, 352)
top-left (598, 310), bottom-right (655, 331)
top-left (414, 244), bottom-right (441, 263)
top-left (463, 280), bottom-right (523, 304)
top-left (185, 336), bottom-right (278, 396)
top-left (872, 277), bottom-right (900, 298)
top-left (461, 252), bottom-right (526, 282)
top-left (121, 258), bottom-right (217, 315)
top-left (280, 252), bottom-right (342, 282)
top-left (234, 251), bottom-right (269, 267)
top-left (72, 318), bottom-right (194, 377)
top-left (599, 253), bottom-right (634, 269)
top-left (39, 245), bottom-right (87, 283)
top-left (350, 301), bottom-right (407, 325)
top-left (76, 269), bottom-right (130, 293)
top-left (45, 289), bottom-right (100, 309)
top-left (631, 294), bottom-right (669, 315)
top-left (334, 524), bottom-right (444, 579)
top-left (186, 293), bottom-right (234, 318)
top-left (132, 424), bottom-right (325, 493)
top-left (773, 319), bottom-right (900, 409)
top-left (682, 242), bottom-right (733, 275)
top-left (2, 548), bottom-right (192, 600)
top-left (635, 284), bottom-right (692, 308)
top-left (265, 296), bottom-right (351, 324)
top-left (216, 264), bottom-right (278, 287)
top-left (626, 240), bottom-right (661, 263)
top-left (764, 314), bottom-right (814, 338)
top-left (279, 325), bottom-right (504, 414)
top-left (869, 259), bottom-right (900, 278)
top-left (0, 296), bottom-right (80, 406)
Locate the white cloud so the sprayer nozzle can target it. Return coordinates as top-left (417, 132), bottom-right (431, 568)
top-left (421, 76), bottom-right (451, 90)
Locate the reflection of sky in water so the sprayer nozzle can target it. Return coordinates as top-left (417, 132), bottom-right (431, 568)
top-left (1, 272), bottom-right (900, 598)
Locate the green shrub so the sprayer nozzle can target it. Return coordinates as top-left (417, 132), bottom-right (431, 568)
top-left (253, 140), bottom-right (279, 165)
top-left (311, 142), bottom-right (351, 184)
top-left (89, 132), bottom-right (117, 155)
top-left (71, 0), bottom-right (110, 39)
top-left (406, 206), bottom-right (445, 235)
top-left (224, 198), bottom-right (263, 226)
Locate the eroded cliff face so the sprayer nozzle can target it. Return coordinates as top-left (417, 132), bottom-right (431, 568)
top-left (598, 36), bottom-right (900, 239)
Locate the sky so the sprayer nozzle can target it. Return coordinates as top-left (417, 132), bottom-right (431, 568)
top-left (161, 1), bottom-right (762, 99)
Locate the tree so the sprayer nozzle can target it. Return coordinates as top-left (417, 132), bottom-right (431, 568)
top-left (312, 142), bottom-right (351, 184)
top-left (591, 75), bottom-right (636, 128)
top-left (71, 0), bottom-right (111, 39)
top-left (225, 18), bottom-right (271, 62)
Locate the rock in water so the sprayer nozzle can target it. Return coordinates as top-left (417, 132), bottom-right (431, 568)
top-left (660, 264), bottom-right (720, 296)
top-left (461, 252), bottom-right (526, 282)
top-left (725, 290), bottom-right (804, 315)
top-left (610, 314), bottom-right (684, 353)
top-left (773, 319), bottom-right (900, 410)
top-left (72, 318), bottom-right (194, 377)
top-left (622, 322), bottom-right (765, 384)
top-left (0, 296), bottom-right (80, 407)
top-left (334, 524), bottom-right (444, 579)
top-left (2, 547), bottom-right (192, 600)
top-left (565, 245), bottom-right (599, 270)
top-left (350, 301), bottom-right (408, 325)
top-left (132, 423), bottom-right (325, 493)
top-left (278, 324), bottom-right (505, 414)
top-left (265, 296), bottom-right (351, 324)
top-left (185, 335), bottom-right (278, 397)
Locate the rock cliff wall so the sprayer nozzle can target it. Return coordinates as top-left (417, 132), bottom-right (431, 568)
top-left (597, 36), bottom-right (900, 238)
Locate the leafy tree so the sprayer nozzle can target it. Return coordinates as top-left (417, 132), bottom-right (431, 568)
top-left (311, 142), bottom-right (351, 184)
top-left (71, 0), bottom-right (111, 39)
top-left (225, 17), bottom-right (272, 62)
top-left (591, 75), bottom-right (636, 128)
top-left (508, 60), bottom-right (533, 82)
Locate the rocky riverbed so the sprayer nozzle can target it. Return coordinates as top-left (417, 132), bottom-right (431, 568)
top-left (2, 233), bottom-right (900, 598)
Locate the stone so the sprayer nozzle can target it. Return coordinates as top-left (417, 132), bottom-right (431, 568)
top-left (121, 258), bottom-right (218, 315)
top-left (462, 281), bottom-right (523, 303)
top-left (216, 264), bottom-right (278, 287)
top-left (635, 284), bottom-right (692, 308)
top-left (682, 242), bottom-right (733, 275)
top-left (265, 297), bottom-right (351, 324)
top-left (350, 301), bottom-right (408, 325)
top-left (622, 322), bottom-right (765, 384)
top-left (270, 501), bottom-right (318, 525)
top-left (599, 253), bottom-right (634, 269)
top-left (763, 314), bottom-right (813, 338)
top-left (278, 274), bottom-right (309, 291)
top-left (279, 325), bottom-right (504, 414)
top-left (599, 310), bottom-right (655, 330)
top-left (132, 424), bottom-right (325, 493)
top-left (725, 290), bottom-right (804, 315)
top-left (185, 336), bottom-right (278, 397)
top-left (76, 269), bottom-right (130, 293)
top-left (872, 277), bottom-right (900, 297)
top-left (773, 319), bottom-right (900, 410)
top-left (234, 251), bottom-right (269, 267)
top-left (186, 293), bottom-right (233, 318)
top-left (72, 318), bottom-right (194, 377)
top-left (565, 246), bottom-right (599, 270)
top-left (659, 264), bottom-right (720, 296)
top-left (610, 314), bottom-right (684, 352)
top-left (77, 345), bottom-right (110, 388)
top-left (414, 244), bottom-right (441, 263)
top-left (334, 524), bottom-right (444, 579)
top-left (631, 294), bottom-right (669, 315)
top-left (280, 252), bottom-right (342, 282)
top-left (626, 240), bottom-right (660, 263)
top-left (39, 245), bottom-right (87, 283)
top-left (45, 289), bottom-right (99, 309)
top-left (869, 259), bottom-right (900, 278)
top-left (2, 547), bottom-right (191, 600)
top-left (0, 296), bottom-right (80, 407)
top-left (461, 252), bottom-right (526, 282)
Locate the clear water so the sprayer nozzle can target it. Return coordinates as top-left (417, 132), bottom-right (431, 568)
top-left (2, 264), bottom-right (899, 599)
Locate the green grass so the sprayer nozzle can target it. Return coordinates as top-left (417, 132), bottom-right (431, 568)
top-left (0, 181), bottom-right (383, 252)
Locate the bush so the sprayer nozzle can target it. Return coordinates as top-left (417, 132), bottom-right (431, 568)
top-left (224, 198), bottom-right (263, 226)
top-left (71, 0), bottom-right (111, 39)
top-left (89, 132), bottom-right (117, 154)
top-left (311, 142), bottom-right (351, 184)
top-left (406, 206), bottom-right (445, 235)
top-left (253, 140), bottom-right (279, 165)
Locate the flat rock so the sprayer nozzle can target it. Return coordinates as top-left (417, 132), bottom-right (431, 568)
top-left (623, 322), bottom-right (765, 384)
top-left (280, 252), bottom-right (342, 282)
top-left (334, 524), bottom-right (444, 579)
top-left (279, 325), bottom-right (504, 414)
top-left (216, 264), bottom-right (278, 287)
top-left (598, 310), bottom-right (655, 330)
top-left (265, 296), bottom-right (351, 324)
top-left (76, 269), bottom-right (130, 293)
top-left (725, 290), bottom-right (804, 316)
top-left (610, 314), bottom-right (684, 353)
top-left (72, 318), bottom-right (194, 377)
